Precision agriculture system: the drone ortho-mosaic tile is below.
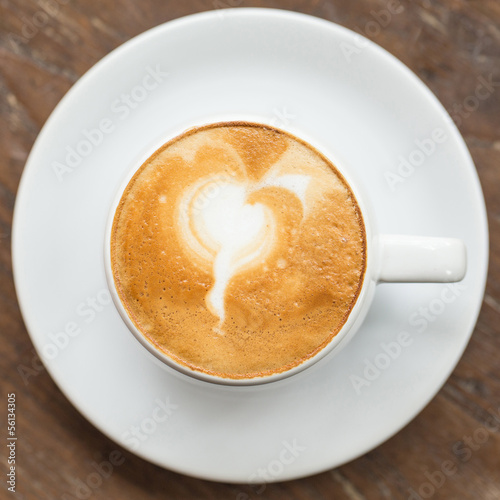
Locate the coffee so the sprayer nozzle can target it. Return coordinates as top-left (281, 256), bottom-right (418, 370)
top-left (110, 122), bottom-right (366, 379)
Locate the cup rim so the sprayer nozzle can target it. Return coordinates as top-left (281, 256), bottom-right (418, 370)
top-left (103, 119), bottom-right (374, 386)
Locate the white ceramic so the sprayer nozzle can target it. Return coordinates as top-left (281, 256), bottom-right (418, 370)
top-left (104, 123), bottom-right (467, 386)
top-left (12, 9), bottom-right (488, 482)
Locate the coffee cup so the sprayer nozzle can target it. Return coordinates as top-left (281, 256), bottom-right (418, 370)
top-left (104, 121), bottom-right (466, 385)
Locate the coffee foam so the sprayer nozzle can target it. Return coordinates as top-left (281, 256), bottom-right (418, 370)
top-left (111, 122), bottom-right (366, 379)
top-left (179, 169), bottom-right (312, 323)
top-left (187, 180), bottom-right (274, 321)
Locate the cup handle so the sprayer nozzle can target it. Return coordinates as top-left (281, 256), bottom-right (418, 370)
top-left (376, 235), bottom-right (467, 283)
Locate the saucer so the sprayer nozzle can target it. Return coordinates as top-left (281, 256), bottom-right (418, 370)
top-left (12, 9), bottom-right (488, 482)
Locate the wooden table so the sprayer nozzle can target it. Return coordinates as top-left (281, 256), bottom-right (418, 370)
top-left (1, 1), bottom-right (499, 498)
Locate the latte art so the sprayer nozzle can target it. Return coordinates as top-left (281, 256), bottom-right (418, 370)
top-left (179, 171), bottom-right (312, 323)
top-left (111, 122), bottom-right (366, 379)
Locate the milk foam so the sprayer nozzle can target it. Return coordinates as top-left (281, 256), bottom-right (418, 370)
top-left (180, 173), bottom-right (312, 323)
top-left (198, 182), bottom-right (267, 321)
top-left (259, 174), bottom-right (311, 210)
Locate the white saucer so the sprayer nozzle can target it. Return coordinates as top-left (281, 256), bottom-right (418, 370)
top-left (13, 9), bottom-right (488, 482)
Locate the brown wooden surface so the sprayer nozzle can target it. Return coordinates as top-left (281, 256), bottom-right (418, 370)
top-left (1, 1), bottom-right (499, 499)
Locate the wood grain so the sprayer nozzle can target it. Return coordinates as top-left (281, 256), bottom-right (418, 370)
top-left (1, 1), bottom-right (499, 499)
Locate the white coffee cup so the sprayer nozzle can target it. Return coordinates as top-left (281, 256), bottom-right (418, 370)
top-left (104, 123), bottom-right (467, 386)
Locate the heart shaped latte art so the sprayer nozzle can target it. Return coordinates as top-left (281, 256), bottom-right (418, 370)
top-left (178, 173), bottom-right (310, 322)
